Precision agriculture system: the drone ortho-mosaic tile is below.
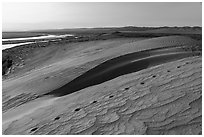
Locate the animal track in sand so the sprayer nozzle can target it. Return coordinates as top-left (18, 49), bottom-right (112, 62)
top-left (140, 82), bottom-right (145, 85)
top-left (30, 127), bottom-right (38, 133)
top-left (74, 108), bottom-right (81, 112)
top-left (92, 101), bottom-right (97, 104)
top-left (54, 116), bottom-right (60, 121)
top-left (152, 75), bottom-right (156, 78)
top-left (109, 95), bottom-right (114, 98)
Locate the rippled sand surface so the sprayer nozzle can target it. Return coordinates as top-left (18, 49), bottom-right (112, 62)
top-left (2, 36), bottom-right (201, 134)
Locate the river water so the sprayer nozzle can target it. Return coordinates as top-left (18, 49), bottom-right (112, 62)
top-left (2, 34), bottom-right (74, 50)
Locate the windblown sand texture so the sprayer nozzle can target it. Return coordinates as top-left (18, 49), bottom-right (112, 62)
top-left (2, 34), bottom-right (202, 135)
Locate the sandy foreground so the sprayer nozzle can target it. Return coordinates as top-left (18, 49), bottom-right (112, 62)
top-left (2, 36), bottom-right (202, 134)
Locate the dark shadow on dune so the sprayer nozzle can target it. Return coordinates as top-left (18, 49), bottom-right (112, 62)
top-left (44, 47), bottom-right (197, 97)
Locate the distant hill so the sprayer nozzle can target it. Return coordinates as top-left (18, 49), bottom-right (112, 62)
top-left (3, 26), bottom-right (201, 39)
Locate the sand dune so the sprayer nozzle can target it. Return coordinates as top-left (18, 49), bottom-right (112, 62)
top-left (3, 56), bottom-right (201, 134)
top-left (2, 36), bottom-right (198, 97)
top-left (2, 35), bottom-right (201, 135)
top-left (45, 49), bottom-right (197, 97)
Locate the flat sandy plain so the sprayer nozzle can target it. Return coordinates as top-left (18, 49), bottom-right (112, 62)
top-left (2, 28), bottom-right (202, 135)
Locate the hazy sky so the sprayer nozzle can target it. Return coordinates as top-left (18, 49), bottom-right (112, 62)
top-left (2, 2), bottom-right (202, 31)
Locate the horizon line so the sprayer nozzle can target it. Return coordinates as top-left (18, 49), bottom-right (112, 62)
top-left (2, 25), bottom-right (202, 32)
